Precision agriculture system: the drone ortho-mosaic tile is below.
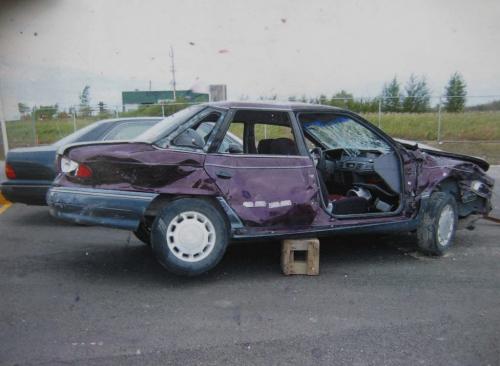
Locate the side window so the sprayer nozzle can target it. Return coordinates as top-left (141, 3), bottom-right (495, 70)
top-left (253, 124), bottom-right (296, 155)
top-left (218, 110), bottom-right (300, 156)
top-left (164, 110), bottom-right (224, 150)
top-left (218, 122), bottom-right (244, 153)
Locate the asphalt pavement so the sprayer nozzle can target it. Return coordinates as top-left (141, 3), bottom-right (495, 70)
top-left (0, 163), bottom-right (499, 365)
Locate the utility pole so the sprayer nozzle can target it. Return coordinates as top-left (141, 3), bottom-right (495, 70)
top-left (169, 45), bottom-right (177, 101)
top-left (0, 95), bottom-right (8, 156)
top-left (149, 80), bottom-right (152, 91)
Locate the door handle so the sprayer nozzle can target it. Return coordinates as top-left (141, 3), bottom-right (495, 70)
top-left (216, 170), bottom-right (233, 179)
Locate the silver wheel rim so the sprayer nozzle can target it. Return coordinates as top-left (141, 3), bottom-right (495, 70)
top-left (166, 211), bottom-right (216, 262)
top-left (437, 204), bottom-right (455, 247)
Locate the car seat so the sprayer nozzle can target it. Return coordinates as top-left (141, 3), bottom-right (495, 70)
top-left (257, 138), bottom-right (297, 155)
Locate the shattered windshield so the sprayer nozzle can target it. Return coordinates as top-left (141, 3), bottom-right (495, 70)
top-left (300, 113), bottom-right (391, 155)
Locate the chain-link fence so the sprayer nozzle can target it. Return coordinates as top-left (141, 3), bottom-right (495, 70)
top-left (1, 102), bottom-right (196, 156)
top-left (1, 97), bottom-right (500, 163)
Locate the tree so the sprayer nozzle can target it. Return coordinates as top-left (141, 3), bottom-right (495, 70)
top-left (403, 74), bottom-right (431, 112)
top-left (444, 72), bottom-right (467, 112)
top-left (79, 85), bottom-right (92, 117)
top-left (329, 90), bottom-right (353, 109)
top-left (381, 77), bottom-right (402, 112)
top-left (18, 102), bottom-right (30, 119)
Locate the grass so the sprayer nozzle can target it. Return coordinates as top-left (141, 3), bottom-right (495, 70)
top-left (2, 111), bottom-right (499, 163)
top-left (5, 118), bottom-right (97, 147)
top-left (361, 111), bottom-right (500, 141)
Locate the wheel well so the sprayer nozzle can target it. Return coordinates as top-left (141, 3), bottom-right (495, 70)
top-left (434, 177), bottom-right (486, 218)
top-left (435, 178), bottom-right (460, 200)
top-left (142, 194), bottom-right (230, 229)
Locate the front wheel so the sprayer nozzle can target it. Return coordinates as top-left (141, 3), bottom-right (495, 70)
top-left (416, 192), bottom-right (458, 256)
top-left (151, 198), bottom-right (229, 276)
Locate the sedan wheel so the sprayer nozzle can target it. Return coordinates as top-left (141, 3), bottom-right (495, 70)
top-left (437, 204), bottom-right (455, 247)
top-left (416, 191), bottom-right (458, 256)
top-left (166, 211), bottom-right (216, 262)
top-left (151, 198), bottom-right (229, 276)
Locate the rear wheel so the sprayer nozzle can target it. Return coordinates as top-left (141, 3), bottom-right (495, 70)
top-left (151, 198), bottom-right (229, 276)
top-left (416, 192), bottom-right (458, 256)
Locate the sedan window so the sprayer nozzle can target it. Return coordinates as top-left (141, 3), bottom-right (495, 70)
top-left (52, 121), bottom-right (110, 147)
top-left (159, 109), bottom-right (225, 149)
top-left (300, 113), bottom-right (391, 154)
top-left (103, 120), bottom-right (158, 140)
top-left (218, 110), bottom-right (300, 155)
top-left (134, 105), bottom-right (205, 142)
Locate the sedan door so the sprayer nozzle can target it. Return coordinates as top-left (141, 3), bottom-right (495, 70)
top-left (204, 109), bottom-right (321, 229)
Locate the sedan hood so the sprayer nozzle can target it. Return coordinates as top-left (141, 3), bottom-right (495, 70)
top-left (395, 138), bottom-right (489, 171)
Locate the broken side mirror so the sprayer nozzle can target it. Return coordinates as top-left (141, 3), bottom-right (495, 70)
top-left (172, 128), bottom-right (205, 149)
top-left (227, 143), bottom-right (243, 154)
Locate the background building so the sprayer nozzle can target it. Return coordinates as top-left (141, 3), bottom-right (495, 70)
top-left (122, 90), bottom-right (209, 111)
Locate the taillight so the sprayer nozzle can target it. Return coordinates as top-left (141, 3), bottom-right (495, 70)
top-left (76, 164), bottom-right (92, 178)
top-left (5, 163), bottom-right (16, 179)
top-left (60, 157), bottom-right (92, 178)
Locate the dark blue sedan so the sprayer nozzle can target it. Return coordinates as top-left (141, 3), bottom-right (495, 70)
top-left (1, 117), bottom-right (162, 205)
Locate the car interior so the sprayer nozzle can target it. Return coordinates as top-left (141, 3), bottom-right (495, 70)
top-left (178, 108), bottom-right (403, 217)
top-left (217, 110), bottom-right (300, 156)
top-left (298, 112), bottom-right (402, 216)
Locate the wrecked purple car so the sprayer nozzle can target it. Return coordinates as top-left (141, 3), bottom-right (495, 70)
top-left (47, 102), bottom-right (494, 276)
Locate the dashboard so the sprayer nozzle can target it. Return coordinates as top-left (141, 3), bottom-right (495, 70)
top-left (326, 149), bottom-right (382, 173)
top-left (321, 148), bottom-right (401, 195)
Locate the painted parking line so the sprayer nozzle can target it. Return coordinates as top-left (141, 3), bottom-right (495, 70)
top-left (0, 193), bottom-right (12, 214)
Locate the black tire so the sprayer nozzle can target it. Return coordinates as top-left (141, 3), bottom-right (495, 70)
top-left (416, 192), bottom-right (458, 256)
top-left (133, 222), bottom-right (151, 246)
top-left (151, 198), bottom-right (229, 276)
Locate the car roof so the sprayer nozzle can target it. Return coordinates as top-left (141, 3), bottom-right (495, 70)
top-left (96, 116), bottom-right (163, 124)
top-left (203, 101), bottom-right (344, 112)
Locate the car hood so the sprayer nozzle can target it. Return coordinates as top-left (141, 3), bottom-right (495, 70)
top-left (395, 138), bottom-right (489, 171)
top-left (394, 138), bottom-right (442, 152)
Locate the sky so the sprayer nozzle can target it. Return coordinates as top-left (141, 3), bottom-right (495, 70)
top-left (1, 0), bottom-right (500, 119)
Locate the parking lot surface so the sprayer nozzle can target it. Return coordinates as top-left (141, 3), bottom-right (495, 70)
top-left (0, 166), bottom-right (499, 365)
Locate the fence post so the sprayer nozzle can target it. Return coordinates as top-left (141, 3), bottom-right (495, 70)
top-left (72, 109), bottom-right (77, 132)
top-left (161, 104), bottom-right (165, 117)
top-left (32, 107), bottom-right (37, 145)
top-left (378, 98), bottom-right (382, 128)
top-left (0, 96), bottom-right (9, 156)
top-left (437, 98), bottom-right (442, 143)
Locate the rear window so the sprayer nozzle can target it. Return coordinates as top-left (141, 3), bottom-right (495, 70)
top-left (134, 105), bottom-right (205, 142)
top-left (103, 120), bottom-right (158, 140)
